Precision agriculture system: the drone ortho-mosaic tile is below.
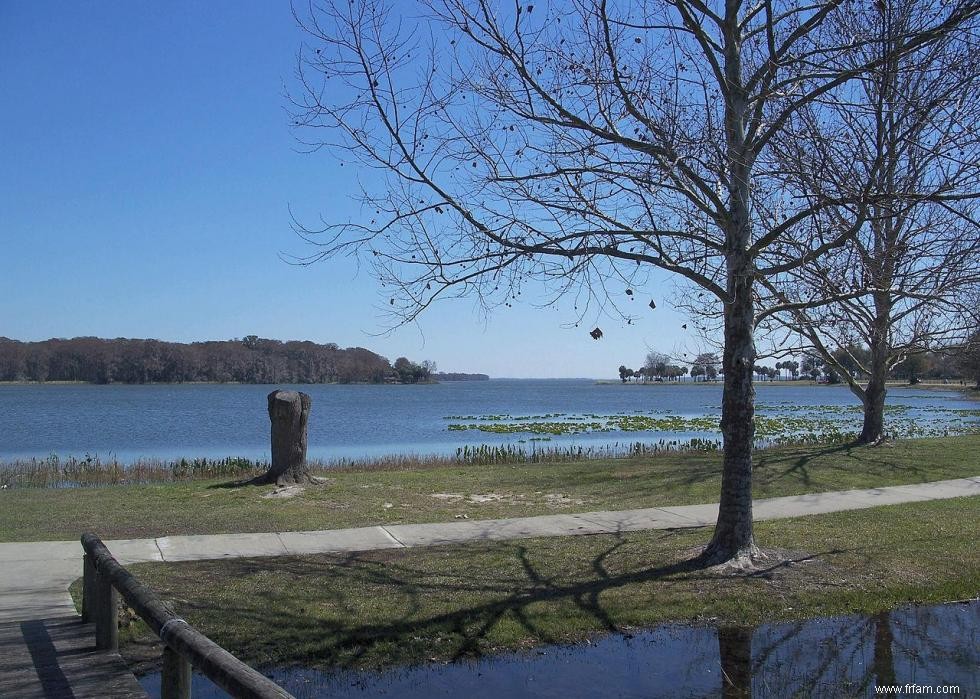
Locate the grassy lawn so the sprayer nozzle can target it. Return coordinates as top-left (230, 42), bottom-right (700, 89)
top-left (111, 496), bottom-right (980, 670)
top-left (3, 435), bottom-right (979, 542)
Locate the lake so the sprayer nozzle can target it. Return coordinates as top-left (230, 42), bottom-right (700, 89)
top-left (1, 380), bottom-right (977, 464)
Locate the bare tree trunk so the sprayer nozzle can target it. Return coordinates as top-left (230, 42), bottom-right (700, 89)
top-left (858, 374), bottom-right (887, 444)
top-left (857, 287), bottom-right (892, 444)
top-left (702, 9), bottom-right (760, 567)
top-left (704, 254), bottom-right (759, 564)
top-left (265, 390), bottom-right (313, 486)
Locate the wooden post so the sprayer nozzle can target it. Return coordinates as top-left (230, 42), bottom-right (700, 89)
top-left (162, 645), bottom-right (192, 699)
top-left (94, 567), bottom-right (118, 651)
top-left (82, 554), bottom-right (96, 623)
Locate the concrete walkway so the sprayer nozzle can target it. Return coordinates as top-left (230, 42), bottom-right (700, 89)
top-left (1, 476), bottom-right (978, 625)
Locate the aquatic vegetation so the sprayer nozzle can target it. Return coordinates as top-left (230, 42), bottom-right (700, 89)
top-left (0, 454), bottom-right (265, 489)
top-left (448, 421), bottom-right (607, 435)
top-left (449, 439), bottom-right (726, 465)
top-left (444, 413), bottom-right (567, 421)
top-left (444, 403), bottom-right (980, 445)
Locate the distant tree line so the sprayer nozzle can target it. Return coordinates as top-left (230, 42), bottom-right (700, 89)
top-left (0, 336), bottom-right (435, 385)
top-left (392, 357), bottom-right (436, 384)
top-left (433, 372), bottom-right (490, 382)
top-left (795, 343), bottom-right (979, 386)
top-left (618, 352), bottom-right (718, 383)
top-left (619, 341), bottom-right (980, 386)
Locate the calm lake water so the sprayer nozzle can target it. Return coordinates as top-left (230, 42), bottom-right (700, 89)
top-left (137, 599), bottom-right (980, 698)
top-left (0, 380), bottom-right (977, 464)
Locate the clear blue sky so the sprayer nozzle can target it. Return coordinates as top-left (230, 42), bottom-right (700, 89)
top-left (0, 1), bottom-right (694, 378)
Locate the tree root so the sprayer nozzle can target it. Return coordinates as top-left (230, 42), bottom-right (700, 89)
top-left (852, 434), bottom-right (891, 447)
top-left (698, 541), bottom-right (773, 574)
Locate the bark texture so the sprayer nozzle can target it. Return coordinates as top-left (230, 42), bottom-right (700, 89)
top-left (858, 375), bottom-right (887, 444)
top-left (704, 259), bottom-right (760, 564)
top-left (265, 390), bottom-right (313, 486)
top-left (856, 289), bottom-right (892, 444)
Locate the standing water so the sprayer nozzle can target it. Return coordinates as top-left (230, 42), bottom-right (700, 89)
top-left (136, 600), bottom-right (979, 698)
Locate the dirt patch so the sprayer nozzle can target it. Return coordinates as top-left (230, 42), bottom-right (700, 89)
top-left (262, 484), bottom-right (306, 499)
top-left (319, 501), bottom-right (350, 510)
top-left (428, 492), bottom-right (582, 506)
top-left (430, 492), bottom-right (526, 504)
top-left (542, 493), bottom-right (584, 508)
top-left (468, 493), bottom-right (524, 504)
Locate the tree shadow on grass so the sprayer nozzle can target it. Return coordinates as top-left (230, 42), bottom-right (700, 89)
top-left (621, 442), bottom-right (853, 499)
top-left (206, 475), bottom-right (273, 490)
top-left (158, 532), bottom-right (843, 671)
top-left (627, 442), bottom-right (867, 498)
top-left (753, 440), bottom-right (934, 489)
top-left (754, 442), bottom-right (857, 487)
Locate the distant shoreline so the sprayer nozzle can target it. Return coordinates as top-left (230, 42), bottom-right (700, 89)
top-left (0, 379), bottom-right (482, 386)
top-left (0, 336), bottom-right (435, 385)
top-left (0, 380), bottom-right (393, 387)
top-left (594, 380), bottom-right (978, 393)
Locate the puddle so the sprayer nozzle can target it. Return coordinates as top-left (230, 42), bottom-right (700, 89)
top-left (138, 599), bottom-right (979, 698)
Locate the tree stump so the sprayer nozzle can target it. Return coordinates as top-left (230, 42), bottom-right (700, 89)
top-left (264, 390), bottom-right (313, 486)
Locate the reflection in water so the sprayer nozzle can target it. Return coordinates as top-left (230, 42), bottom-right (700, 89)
top-left (873, 611), bottom-right (897, 690)
top-left (138, 600), bottom-right (978, 698)
top-left (719, 627), bottom-right (752, 697)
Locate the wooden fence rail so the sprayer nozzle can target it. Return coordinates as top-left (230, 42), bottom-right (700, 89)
top-left (81, 533), bottom-right (294, 699)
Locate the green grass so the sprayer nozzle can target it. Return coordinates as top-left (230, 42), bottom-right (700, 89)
top-left (4, 435), bottom-right (979, 542)
top-left (112, 496), bottom-right (980, 670)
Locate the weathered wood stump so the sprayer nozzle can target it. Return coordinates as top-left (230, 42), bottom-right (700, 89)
top-left (264, 390), bottom-right (313, 486)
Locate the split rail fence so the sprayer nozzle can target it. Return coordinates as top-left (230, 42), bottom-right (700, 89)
top-left (81, 533), bottom-right (295, 699)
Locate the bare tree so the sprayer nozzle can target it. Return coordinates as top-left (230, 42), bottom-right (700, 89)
top-left (758, 0), bottom-right (980, 444)
top-left (692, 351), bottom-right (720, 381)
top-left (956, 325), bottom-right (980, 387)
top-left (643, 351), bottom-right (671, 379)
top-left (289, 0), bottom-right (978, 565)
